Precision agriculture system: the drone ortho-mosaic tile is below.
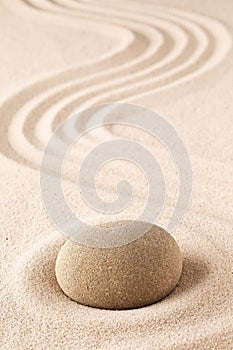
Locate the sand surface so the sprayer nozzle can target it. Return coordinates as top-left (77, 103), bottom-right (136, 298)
top-left (1, 0), bottom-right (233, 349)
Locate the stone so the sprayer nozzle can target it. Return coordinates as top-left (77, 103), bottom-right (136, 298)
top-left (55, 221), bottom-right (182, 309)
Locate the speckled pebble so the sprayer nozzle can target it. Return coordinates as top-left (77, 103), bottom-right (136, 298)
top-left (55, 221), bottom-right (182, 309)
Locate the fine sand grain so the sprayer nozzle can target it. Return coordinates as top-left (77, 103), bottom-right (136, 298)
top-left (0, 0), bottom-right (233, 349)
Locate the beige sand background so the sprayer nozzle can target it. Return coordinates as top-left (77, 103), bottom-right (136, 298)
top-left (0, 0), bottom-right (233, 349)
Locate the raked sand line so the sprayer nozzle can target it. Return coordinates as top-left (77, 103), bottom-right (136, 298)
top-left (2, 0), bottom-right (165, 164)
top-left (0, 2), bottom-right (230, 172)
top-left (43, 0), bottom-right (231, 106)
top-left (25, 0), bottom-right (231, 105)
top-left (24, 24), bottom-right (178, 150)
top-left (8, 212), bottom-right (233, 348)
top-left (0, 3), bottom-right (232, 216)
top-left (0, 1), bottom-right (231, 227)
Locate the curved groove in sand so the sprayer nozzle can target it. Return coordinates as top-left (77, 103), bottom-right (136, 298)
top-left (29, 18), bottom-right (185, 148)
top-left (0, 0), bottom-right (231, 179)
top-left (1, 0), bottom-right (230, 172)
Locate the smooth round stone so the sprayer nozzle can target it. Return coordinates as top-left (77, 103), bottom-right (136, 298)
top-left (55, 221), bottom-right (182, 309)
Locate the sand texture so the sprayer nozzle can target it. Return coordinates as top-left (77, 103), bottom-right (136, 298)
top-left (0, 0), bottom-right (233, 349)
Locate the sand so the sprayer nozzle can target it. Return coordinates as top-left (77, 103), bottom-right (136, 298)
top-left (0, 0), bottom-right (233, 348)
